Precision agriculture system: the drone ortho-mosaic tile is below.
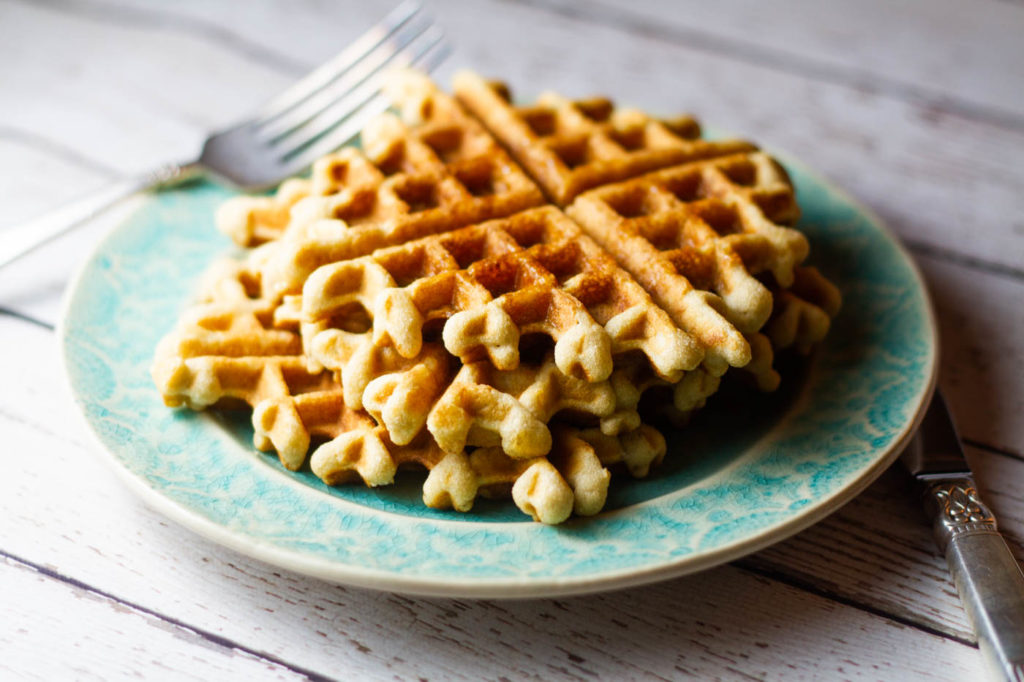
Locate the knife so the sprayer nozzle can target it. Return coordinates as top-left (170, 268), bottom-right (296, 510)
top-left (902, 392), bottom-right (1024, 681)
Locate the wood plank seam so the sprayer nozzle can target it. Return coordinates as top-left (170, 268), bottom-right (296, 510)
top-left (22, 0), bottom-right (1024, 135)
top-left (905, 240), bottom-right (1024, 284)
top-left (964, 438), bottom-right (1024, 464)
top-left (0, 424), bottom-right (982, 664)
top-left (509, 0), bottom-right (1024, 134)
top-left (0, 126), bottom-right (120, 178)
top-left (17, 0), bottom-right (308, 75)
top-left (1, 503), bottom-right (979, 659)
top-left (0, 308), bottom-right (54, 331)
top-left (733, 561), bottom-right (978, 647)
top-left (1, 548), bottom-right (341, 682)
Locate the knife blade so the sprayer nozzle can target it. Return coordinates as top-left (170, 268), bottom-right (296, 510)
top-left (902, 392), bottom-right (1024, 681)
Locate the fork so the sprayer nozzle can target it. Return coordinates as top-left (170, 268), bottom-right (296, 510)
top-left (0, 0), bottom-right (449, 269)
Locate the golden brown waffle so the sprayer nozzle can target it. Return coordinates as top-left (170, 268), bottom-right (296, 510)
top-left (309, 416), bottom-right (667, 522)
top-left (567, 152), bottom-right (810, 376)
top-left (737, 266), bottom-right (843, 391)
top-left (426, 353), bottom-right (618, 457)
top-left (252, 379), bottom-right (606, 524)
top-left (153, 252), bottom-right (301, 407)
top-left (155, 69), bottom-right (844, 524)
top-left (255, 74), bottom-right (544, 301)
top-left (310, 416), bottom-right (613, 523)
top-left (152, 255), bottom-right (612, 523)
top-left (301, 206), bottom-right (702, 385)
top-left (554, 423), bottom-right (667, 480)
top-left (152, 250), bottom-right (329, 469)
top-left (335, 337), bottom-right (454, 445)
top-left (311, 320), bottom-right (654, 464)
top-left (598, 354), bottom-right (722, 438)
top-left (216, 179), bottom-right (312, 247)
top-left (764, 266), bottom-right (842, 353)
top-left (453, 70), bottom-right (757, 206)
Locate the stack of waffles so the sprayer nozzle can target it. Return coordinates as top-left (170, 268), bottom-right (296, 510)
top-left (153, 70), bottom-right (841, 524)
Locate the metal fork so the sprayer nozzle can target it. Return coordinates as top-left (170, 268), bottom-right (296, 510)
top-left (0, 0), bottom-right (449, 268)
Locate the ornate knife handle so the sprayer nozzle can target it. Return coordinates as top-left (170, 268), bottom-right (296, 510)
top-left (924, 477), bottom-right (1024, 681)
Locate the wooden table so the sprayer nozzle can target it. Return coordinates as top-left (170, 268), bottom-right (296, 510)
top-left (2, 1), bottom-right (1022, 678)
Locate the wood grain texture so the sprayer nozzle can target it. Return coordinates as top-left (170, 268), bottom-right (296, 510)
top-left (920, 254), bottom-right (1024, 458)
top-left (747, 444), bottom-right (1024, 644)
top-left (0, 0), bottom-right (1022, 276)
top-left (0, 551), bottom-right (986, 682)
top-left (0, 425), bottom-right (986, 682)
top-left (0, 559), bottom-right (307, 682)
top-left (0, 316), bottom-right (989, 678)
top-left (2, 0), bottom-right (1022, 678)
top-left (533, 0), bottom-right (1024, 124)
top-left (0, 196), bottom-right (142, 324)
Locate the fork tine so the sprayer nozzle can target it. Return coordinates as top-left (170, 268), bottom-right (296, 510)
top-left (256, 15), bottom-right (435, 143)
top-left (255, 0), bottom-right (422, 125)
top-left (272, 27), bottom-right (446, 160)
top-left (278, 94), bottom-right (392, 174)
top-left (279, 40), bottom-right (451, 174)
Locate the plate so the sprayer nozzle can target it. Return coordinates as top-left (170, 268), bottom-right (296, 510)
top-left (60, 157), bottom-right (937, 598)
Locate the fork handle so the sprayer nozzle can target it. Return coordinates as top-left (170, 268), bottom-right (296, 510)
top-left (0, 162), bottom-right (200, 269)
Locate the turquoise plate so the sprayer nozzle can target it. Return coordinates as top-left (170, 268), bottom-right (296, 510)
top-left (60, 158), bottom-right (937, 598)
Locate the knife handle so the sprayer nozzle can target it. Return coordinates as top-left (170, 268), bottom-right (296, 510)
top-left (924, 478), bottom-right (1024, 681)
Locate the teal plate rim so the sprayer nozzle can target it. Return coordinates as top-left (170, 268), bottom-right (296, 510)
top-left (59, 153), bottom-right (938, 599)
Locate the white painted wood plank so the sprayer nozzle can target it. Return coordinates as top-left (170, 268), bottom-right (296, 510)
top-left (0, 136), bottom-right (136, 325)
top-left (0, 433), bottom-right (985, 682)
top-left (0, 558), bottom-right (307, 682)
top-left (0, 137), bottom-right (113, 227)
top-left (0, 196), bottom-right (144, 325)
top-left (538, 0), bottom-right (1024, 120)
top-left (0, 0), bottom-right (288, 173)
top-left (918, 253), bottom-right (1024, 458)
top-left (97, 0), bottom-right (1024, 122)
top-left (0, 316), bottom-right (990, 677)
top-left (0, 0), bottom-right (1022, 281)
top-left (748, 443), bottom-right (1024, 643)
top-left (0, 1), bottom-right (1021, 677)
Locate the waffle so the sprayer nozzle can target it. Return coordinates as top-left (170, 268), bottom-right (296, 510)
top-left (559, 423), bottom-right (666, 479)
top-left (311, 324), bottom-right (623, 460)
top-left (152, 248), bottom-right (301, 404)
top-left (764, 266), bottom-right (842, 353)
top-left (216, 178), bottom-right (312, 247)
top-left (252, 375), bottom-right (606, 524)
top-left (152, 252), bottom-right (328, 470)
top-left (599, 355), bottom-right (723, 437)
top-left (567, 152), bottom-right (810, 376)
top-left (155, 69), bottom-right (843, 524)
top-left (426, 352), bottom-right (619, 457)
top-left (303, 402), bottom-right (575, 524)
top-left (311, 416), bottom-right (617, 523)
top-left (301, 206), bottom-right (702, 385)
top-left (453, 70), bottom-right (757, 206)
top-left (152, 254), bottom-right (616, 523)
top-left (256, 73), bottom-right (544, 301)
top-left (332, 336), bottom-right (454, 445)
top-left (736, 266), bottom-right (843, 391)
top-left (310, 418), bottom-right (666, 522)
